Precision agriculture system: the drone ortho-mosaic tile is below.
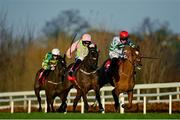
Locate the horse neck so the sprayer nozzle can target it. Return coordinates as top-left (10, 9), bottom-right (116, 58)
top-left (120, 58), bottom-right (134, 77)
top-left (48, 66), bottom-right (63, 82)
top-left (81, 59), bottom-right (97, 72)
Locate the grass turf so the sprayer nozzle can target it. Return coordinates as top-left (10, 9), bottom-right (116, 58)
top-left (0, 113), bottom-right (180, 119)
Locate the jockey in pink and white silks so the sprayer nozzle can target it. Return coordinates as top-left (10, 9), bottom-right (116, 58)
top-left (66, 33), bottom-right (92, 82)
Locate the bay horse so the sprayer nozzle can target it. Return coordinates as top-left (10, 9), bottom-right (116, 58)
top-left (67, 44), bottom-right (104, 112)
top-left (98, 45), bottom-right (142, 112)
top-left (34, 54), bottom-right (73, 112)
top-left (44, 54), bottom-right (75, 112)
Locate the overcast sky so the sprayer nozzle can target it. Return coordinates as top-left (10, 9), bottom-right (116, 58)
top-left (1, 0), bottom-right (180, 36)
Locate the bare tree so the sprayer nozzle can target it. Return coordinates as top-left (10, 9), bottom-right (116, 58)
top-left (42, 9), bottom-right (90, 42)
top-left (134, 18), bottom-right (177, 84)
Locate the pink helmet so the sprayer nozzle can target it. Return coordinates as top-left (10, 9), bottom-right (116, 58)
top-left (81, 34), bottom-right (91, 42)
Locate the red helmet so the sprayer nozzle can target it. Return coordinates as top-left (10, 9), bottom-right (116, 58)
top-left (119, 31), bottom-right (129, 39)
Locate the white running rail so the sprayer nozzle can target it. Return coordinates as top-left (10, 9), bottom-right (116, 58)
top-left (0, 82), bottom-right (179, 114)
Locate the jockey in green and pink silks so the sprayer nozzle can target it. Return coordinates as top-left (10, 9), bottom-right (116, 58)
top-left (66, 33), bottom-right (92, 83)
top-left (39, 48), bottom-right (61, 81)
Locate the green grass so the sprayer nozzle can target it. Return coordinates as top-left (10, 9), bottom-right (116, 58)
top-left (0, 113), bottom-right (180, 119)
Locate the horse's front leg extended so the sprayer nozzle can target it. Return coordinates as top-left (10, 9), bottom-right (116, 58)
top-left (73, 90), bottom-right (82, 112)
top-left (34, 88), bottom-right (42, 112)
top-left (46, 97), bottom-right (51, 112)
top-left (50, 99), bottom-right (55, 112)
top-left (112, 88), bottom-right (120, 112)
top-left (122, 90), bottom-right (133, 109)
top-left (58, 90), bottom-right (69, 112)
top-left (81, 90), bottom-right (89, 112)
top-left (95, 89), bottom-right (104, 112)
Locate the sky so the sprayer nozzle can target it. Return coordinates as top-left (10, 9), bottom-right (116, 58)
top-left (0, 0), bottom-right (180, 37)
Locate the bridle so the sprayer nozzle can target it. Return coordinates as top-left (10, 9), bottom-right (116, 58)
top-left (47, 56), bottom-right (66, 85)
top-left (80, 46), bottom-right (98, 75)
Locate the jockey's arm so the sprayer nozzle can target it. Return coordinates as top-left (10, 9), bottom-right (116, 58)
top-left (42, 60), bottom-right (51, 70)
top-left (42, 53), bottom-right (52, 70)
top-left (109, 37), bottom-right (120, 52)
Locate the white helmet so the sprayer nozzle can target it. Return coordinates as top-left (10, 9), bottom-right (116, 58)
top-left (52, 48), bottom-right (60, 56)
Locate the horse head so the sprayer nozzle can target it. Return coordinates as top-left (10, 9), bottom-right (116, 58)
top-left (82, 43), bottom-right (99, 71)
top-left (123, 45), bottom-right (142, 67)
top-left (53, 54), bottom-right (67, 82)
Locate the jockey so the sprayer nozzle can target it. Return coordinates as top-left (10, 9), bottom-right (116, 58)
top-left (66, 33), bottom-right (92, 86)
top-left (109, 30), bottom-right (136, 59)
top-left (106, 31), bottom-right (137, 71)
top-left (39, 48), bottom-right (61, 80)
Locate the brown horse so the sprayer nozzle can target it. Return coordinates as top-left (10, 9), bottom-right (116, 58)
top-left (66, 44), bottom-right (104, 112)
top-left (98, 45), bottom-right (142, 112)
top-left (44, 55), bottom-right (75, 112)
top-left (34, 55), bottom-right (73, 112)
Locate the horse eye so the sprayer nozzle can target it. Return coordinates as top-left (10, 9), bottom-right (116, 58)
top-left (135, 51), bottom-right (139, 55)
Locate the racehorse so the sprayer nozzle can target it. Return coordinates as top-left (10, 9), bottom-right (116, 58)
top-left (98, 45), bottom-right (142, 112)
top-left (44, 54), bottom-right (74, 112)
top-left (34, 54), bottom-right (73, 112)
top-left (67, 44), bottom-right (104, 112)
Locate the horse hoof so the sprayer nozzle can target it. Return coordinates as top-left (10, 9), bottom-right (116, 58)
top-left (99, 109), bottom-right (105, 113)
top-left (122, 104), bottom-right (125, 108)
top-left (121, 104), bottom-right (131, 109)
top-left (91, 104), bottom-right (97, 108)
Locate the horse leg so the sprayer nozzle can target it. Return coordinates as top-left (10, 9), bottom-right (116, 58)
top-left (46, 91), bottom-right (53, 112)
top-left (34, 88), bottom-right (42, 112)
top-left (122, 90), bottom-right (133, 109)
top-left (94, 89), bottom-right (104, 112)
top-left (112, 88), bottom-right (120, 112)
top-left (81, 90), bottom-right (89, 112)
top-left (73, 89), bottom-right (82, 112)
top-left (58, 90), bottom-right (69, 112)
top-left (46, 97), bottom-right (51, 112)
top-left (50, 97), bottom-right (55, 112)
